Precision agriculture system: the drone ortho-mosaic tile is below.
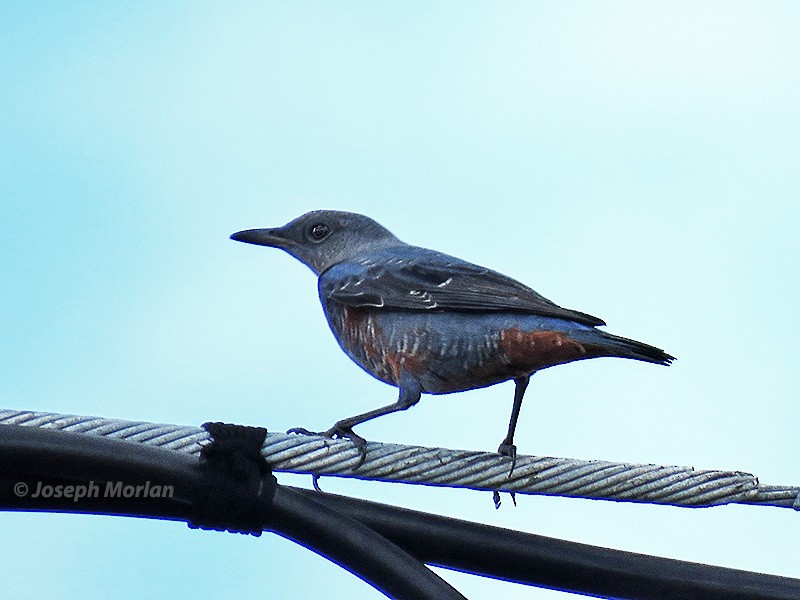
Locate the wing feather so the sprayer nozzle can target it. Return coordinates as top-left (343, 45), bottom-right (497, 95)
top-left (320, 247), bottom-right (605, 327)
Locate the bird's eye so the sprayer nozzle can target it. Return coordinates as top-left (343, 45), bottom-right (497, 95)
top-left (309, 223), bottom-right (331, 241)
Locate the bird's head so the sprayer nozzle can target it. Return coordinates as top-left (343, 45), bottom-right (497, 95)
top-left (231, 210), bottom-right (402, 275)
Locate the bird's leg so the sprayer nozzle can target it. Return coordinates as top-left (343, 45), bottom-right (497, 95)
top-left (497, 374), bottom-right (531, 476)
top-left (325, 382), bottom-right (421, 461)
top-left (288, 377), bottom-right (422, 468)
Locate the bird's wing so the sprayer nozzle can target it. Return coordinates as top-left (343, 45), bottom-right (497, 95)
top-left (319, 248), bottom-right (605, 327)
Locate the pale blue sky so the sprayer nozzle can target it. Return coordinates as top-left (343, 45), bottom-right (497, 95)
top-left (2, 2), bottom-right (799, 598)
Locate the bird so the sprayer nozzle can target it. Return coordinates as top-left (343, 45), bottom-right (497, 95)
top-left (231, 210), bottom-right (673, 469)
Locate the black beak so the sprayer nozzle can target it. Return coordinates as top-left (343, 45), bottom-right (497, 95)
top-left (230, 228), bottom-right (290, 248)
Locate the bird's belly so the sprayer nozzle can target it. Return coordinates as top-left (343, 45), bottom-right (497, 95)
top-left (325, 306), bottom-right (592, 394)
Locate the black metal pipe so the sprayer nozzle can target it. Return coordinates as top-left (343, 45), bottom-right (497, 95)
top-left (297, 488), bottom-right (800, 600)
top-left (268, 486), bottom-right (464, 600)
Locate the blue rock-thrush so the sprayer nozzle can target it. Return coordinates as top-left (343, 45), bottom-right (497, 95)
top-left (231, 210), bottom-right (673, 466)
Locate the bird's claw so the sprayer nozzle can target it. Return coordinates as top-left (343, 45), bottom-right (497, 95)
top-left (286, 427), bottom-right (318, 436)
top-left (324, 425), bottom-right (368, 468)
top-left (492, 489), bottom-right (517, 509)
top-left (287, 425), bottom-right (368, 469)
top-left (494, 441), bottom-right (519, 508)
top-left (497, 441), bottom-right (518, 477)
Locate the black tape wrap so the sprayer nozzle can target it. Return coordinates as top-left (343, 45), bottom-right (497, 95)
top-left (189, 422), bottom-right (275, 536)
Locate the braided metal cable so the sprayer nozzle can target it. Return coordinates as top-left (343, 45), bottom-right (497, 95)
top-left (1, 408), bottom-right (797, 510)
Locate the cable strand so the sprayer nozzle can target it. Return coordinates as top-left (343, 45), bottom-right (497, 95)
top-left (1, 408), bottom-right (796, 510)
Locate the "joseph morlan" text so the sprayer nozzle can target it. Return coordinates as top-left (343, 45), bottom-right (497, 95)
top-left (25, 480), bottom-right (174, 502)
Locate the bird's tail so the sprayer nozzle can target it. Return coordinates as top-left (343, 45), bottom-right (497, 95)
top-left (572, 329), bottom-right (675, 366)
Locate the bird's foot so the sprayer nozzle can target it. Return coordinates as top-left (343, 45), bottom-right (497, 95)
top-left (495, 441), bottom-right (519, 507)
top-left (324, 424), bottom-right (368, 468)
top-left (497, 441), bottom-right (518, 477)
top-left (286, 425), bottom-right (368, 468)
top-left (286, 427), bottom-right (319, 436)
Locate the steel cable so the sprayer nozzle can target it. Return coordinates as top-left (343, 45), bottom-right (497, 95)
top-left (1, 408), bottom-right (797, 510)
